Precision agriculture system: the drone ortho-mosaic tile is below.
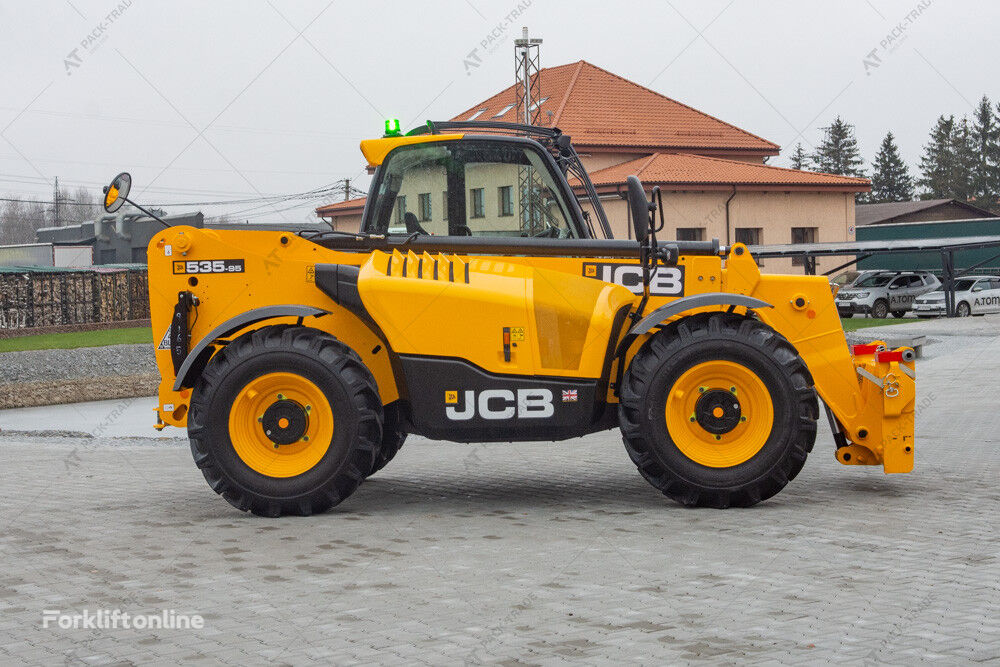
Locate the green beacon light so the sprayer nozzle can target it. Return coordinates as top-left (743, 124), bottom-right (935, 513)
top-left (384, 118), bottom-right (402, 137)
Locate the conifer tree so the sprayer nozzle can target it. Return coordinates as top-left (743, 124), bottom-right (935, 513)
top-left (869, 132), bottom-right (914, 202)
top-left (812, 116), bottom-right (865, 177)
top-left (789, 143), bottom-right (810, 170)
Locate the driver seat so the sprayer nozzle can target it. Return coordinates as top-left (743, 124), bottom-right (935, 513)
top-left (403, 211), bottom-right (428, 235)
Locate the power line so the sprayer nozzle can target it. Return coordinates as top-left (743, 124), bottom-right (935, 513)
top-left (0, 179), bottom-right (357, 217)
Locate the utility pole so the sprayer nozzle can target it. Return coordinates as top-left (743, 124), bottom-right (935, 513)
top-left (53, 176), bottom-right (60, 227)
top-left (343, 178), bottom-right (351, 201)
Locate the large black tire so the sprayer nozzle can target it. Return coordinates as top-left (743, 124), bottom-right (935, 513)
top-left (619, 313), bottom-right (818, 508)
top-left (188, 326), bottom-right (381, 517)
top-left (871, 299), bottom-right (889, 319)
top-left (891, 310), bottom-right (908, 319)
top-left (369, 401), bottom-right (407, 476)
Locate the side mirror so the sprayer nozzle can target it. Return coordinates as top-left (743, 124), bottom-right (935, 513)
top-left (103, 172), bottom-right (131, 213)
top-left (626, 175), bottom-right (650, 245)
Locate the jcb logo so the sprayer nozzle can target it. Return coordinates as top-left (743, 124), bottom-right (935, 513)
top-left (445, 389), bottom-right (554, 421)
top-left (582, 263), bottom-right (684, 296)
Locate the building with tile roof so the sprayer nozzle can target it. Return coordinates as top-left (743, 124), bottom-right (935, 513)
top-left (318, 60), bottom-right (870, 272)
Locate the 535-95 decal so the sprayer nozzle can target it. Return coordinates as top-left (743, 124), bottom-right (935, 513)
top-left (173, 259), bottom-right (245, 275)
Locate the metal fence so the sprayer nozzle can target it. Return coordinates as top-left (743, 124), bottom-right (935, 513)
top-left (0, 266), bottom-right (149, 330)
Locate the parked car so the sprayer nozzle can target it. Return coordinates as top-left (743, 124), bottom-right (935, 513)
top-left (912, 275), bottom-right (1000, 317)
top-left (835, 271), bottom-right (941, 318)
top-left (830, 269), bottom-right (881, 288)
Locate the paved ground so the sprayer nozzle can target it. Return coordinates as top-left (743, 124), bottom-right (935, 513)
top-left (1, 320), bottom-right (998, 664)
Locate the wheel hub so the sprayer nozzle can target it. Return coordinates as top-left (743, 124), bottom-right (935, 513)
top-left (260, 399), bottom-right (308, 445)
top-left (695, 389), bottom-right (741, 435)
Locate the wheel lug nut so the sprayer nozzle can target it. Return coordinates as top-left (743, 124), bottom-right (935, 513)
top-left (277, 393), bottom-right (285, 400)
top-left (714, 434), bottom-right (721, 441)
top-left (698, 386), bottom-right (706, 393)
top-left (740, 416), bottom-right (747, 422)
top-left (302, 435), bottom-right (309, 442)
top-left (729, 386), bottom-right (736, 393)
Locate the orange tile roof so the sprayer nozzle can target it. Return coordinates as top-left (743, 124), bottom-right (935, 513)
top-left (452, 60), bottom-right (779, 155)
top-left (316, 196), bottom-right (366, 216)
top-left (580, 152), bottom-right (870, 192)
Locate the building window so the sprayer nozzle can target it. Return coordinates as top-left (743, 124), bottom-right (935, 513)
top-left (791, 227), bottom-right (817, 266)
top-left (470, 188), bottom-right (485, 218)
top-left (418, 193), bottom-right (432, 221)
top-left (395, 195), bottom-right (406, 224)
top-left (493, 103), bottom-right (515, 118)
top-left (676, 227), bottom-right (705, 242)
top-left (734, 227), bottom-right (762, 246)
top-left (498, 186), bottom-right (513, 217)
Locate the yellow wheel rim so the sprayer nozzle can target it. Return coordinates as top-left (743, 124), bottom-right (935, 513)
top-left (665, 360), bottom-right (774, 468)
top-left (228, 372), bottom-right (334, 478)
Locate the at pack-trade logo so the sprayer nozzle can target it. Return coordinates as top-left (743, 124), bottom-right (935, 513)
top-left (974, 295), bottom-right (1000, 307)
top-left (172, 259), bottom-right (245, 275)
top-left (582, 262), bottom-right (684, 296)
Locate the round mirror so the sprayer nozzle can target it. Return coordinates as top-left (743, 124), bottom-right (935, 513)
top-left (103, 172), bottom-right (131, 213)
top-left (626, 175), bottom-right (650, 245)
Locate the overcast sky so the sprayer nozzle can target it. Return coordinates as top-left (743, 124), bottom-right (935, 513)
top-left (1, 0), bottom-right (995, 223)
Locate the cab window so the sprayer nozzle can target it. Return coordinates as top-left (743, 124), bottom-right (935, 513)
top-left (367, 140), bottom-right (579, 238)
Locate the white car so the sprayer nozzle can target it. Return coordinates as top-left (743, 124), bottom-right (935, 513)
top-left (836, 271), bottom-right (941, 319)
top-left (912, 275), bottom-right (1000, 317)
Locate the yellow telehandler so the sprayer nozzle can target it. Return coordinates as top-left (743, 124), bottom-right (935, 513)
top-left (105, 120), bottom-right (916, 516)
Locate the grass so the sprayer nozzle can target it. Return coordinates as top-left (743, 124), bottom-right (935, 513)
top-left (0, 319), bottom-right (912, 351)
top-left (840, 317), bottom-right (917, 332)
top-left (0, 326), bottom-right (153, 352)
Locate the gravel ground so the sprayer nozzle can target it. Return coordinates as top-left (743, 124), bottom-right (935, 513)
top-left (0, 344), bottom-right (155, 385)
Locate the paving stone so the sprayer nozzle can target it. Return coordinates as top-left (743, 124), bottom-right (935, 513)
top-left (1, 332), bottom-right (997, 663)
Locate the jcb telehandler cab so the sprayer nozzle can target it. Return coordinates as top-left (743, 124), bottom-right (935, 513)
top-left (107, 120), bottom-right (916, 516)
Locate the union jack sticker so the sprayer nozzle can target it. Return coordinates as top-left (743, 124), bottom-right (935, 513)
top-left (561, 389), bottom-right (578, 402)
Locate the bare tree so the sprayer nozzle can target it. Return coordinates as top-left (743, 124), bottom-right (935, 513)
top-left (0, 197), bottom-right (47, 244)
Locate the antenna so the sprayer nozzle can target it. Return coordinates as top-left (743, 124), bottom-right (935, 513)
top-left (514, 27), bottom-right (544, 235)
top-left (513, 27), bottom-right (542, 126)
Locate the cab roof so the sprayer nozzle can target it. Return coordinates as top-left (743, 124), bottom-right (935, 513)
top-left (359, 134), bottom-right (464, 168)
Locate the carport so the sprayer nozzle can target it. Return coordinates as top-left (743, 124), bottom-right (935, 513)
top-left (749, 235), bottom-right (1000, 317)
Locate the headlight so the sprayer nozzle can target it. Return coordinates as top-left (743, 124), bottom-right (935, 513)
top-left (855, 291), bottom-right (870, 298)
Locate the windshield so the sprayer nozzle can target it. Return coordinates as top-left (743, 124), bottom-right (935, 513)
top-left (854, 274), bottom-right (894, 288)
top-left (366, 140), bottom-right (580, 239)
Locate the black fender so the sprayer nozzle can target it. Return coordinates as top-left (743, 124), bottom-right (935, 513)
top-left (614, 293), bottom-right (772, 359)
top-left (173, 305), bottom-right (328, 390)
